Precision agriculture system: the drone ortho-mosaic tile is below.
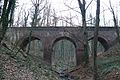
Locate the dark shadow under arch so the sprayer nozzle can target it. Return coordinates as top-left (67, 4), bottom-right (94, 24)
top-left (19, 36), bottom-right (40, 50)
top-left (89, 37), bottom-right (109, 51)
top-left (98, 37), bottom-right (109, 51)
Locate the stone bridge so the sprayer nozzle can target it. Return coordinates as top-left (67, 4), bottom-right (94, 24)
top-left (5, 26), bottom-right (117, 65)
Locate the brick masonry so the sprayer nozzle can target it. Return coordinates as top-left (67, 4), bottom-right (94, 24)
top-left (6, 27), bottom-right (117, 65)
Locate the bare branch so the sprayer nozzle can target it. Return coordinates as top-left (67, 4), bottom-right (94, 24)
top-left (77, 0), bottom-right (83, 12)
top-left (86, 0), bottom-right (94, 10)
top-left (109, 0), bottom-right (120, 43)
top-left (64, 3), bottom-right (81, 14)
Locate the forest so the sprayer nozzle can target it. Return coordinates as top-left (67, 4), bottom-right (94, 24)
top-left (0, 0), bottom-right (120, 80)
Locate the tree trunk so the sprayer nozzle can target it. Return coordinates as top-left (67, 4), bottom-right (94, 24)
top-left (0, 0), bottom-right (16, 44)
top-left (93, 0), bottom-right (100, 80)
top-left (109, 0), bottom-right (120, 44)
top-left (77, 0), bottom-right (89, 65)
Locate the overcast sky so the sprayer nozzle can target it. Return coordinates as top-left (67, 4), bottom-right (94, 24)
top-left (15, 0), bottom-right (120, 26)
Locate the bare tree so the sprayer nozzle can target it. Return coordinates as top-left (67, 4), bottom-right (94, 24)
top-left (109, 0), bottom-right (120, 44)
top-left (63, 0), bottom-right (94, 64)
top-left (0, 0), bottom-right (1, 12)
top-left (93, 0), bottom-right (100, 80)
top-left (23, 10), bottom-right (29, 27)
top-left (40, 4), bottom-right (58, 26)
top-left (0, 0), bottom-right (16, 44)
top-left (77, 0), bottom-right (88, 65)
top-left (16, 5), bottom-right (24, 27)
top-left (46, 4), bottom-right (51, 26)
top-left (52, 9), bottom-right (58, 26)
top-left (102, 7), bottom-right (106, 26)
top-left (31, 0), bottom-right (46, 27)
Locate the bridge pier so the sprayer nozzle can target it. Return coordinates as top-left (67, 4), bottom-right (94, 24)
top-left (76, 47), bottom-right (84, 66)
top-left (43, 37), bottom-right (53, 65)
top-left (43, 46), bottom-right (84, 66)
top-left (43, 47), bottom-right (52, 64)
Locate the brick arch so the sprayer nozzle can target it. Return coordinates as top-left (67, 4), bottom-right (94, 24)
top-left (52, 36), bottom-right (77, 48)
top-left (44, 36), bottom-right (84, 65)
top-left (18, 36), bottom-right (41, 50)
top-left (89, 36), bottom-right (109, 51)
top-left (51, 36), bottom-right (78, 65)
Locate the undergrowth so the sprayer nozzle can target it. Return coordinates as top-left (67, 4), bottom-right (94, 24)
top-left (0, 44), bottom-right (62, 80)
top-left (97, 43), bottom-right (120, 80)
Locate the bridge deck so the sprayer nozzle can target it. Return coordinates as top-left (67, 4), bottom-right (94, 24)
top-left (8, 26), bottom-right (116, 31)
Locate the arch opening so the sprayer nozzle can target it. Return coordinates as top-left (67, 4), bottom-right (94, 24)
top-left (20, 36), bottom-right (43, 59)
top-left (88, 37), bottom-right (109, 56)
top-left (98, 37), bottom-right (109, 51)
top-left (52, 37), bottom-right (76, 72)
